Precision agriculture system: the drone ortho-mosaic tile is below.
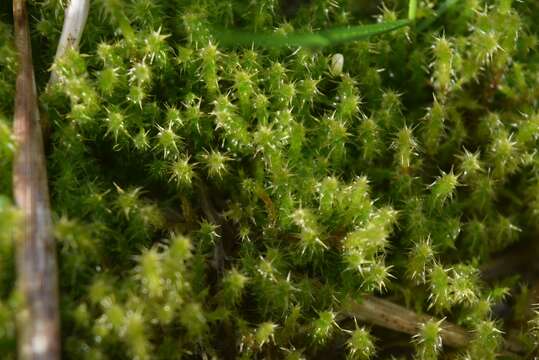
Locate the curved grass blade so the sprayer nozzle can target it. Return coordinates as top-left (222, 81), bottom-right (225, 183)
top-left (214, 19), bottom-right (412, 48)
top-left (416, 0), bottom-right (460, 32)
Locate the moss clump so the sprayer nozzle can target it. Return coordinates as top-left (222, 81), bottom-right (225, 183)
top-left (1, 0), bottom-right (539, 358)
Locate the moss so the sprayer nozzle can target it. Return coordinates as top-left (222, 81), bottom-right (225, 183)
top-left (1, 0), bottom-right (539, 358)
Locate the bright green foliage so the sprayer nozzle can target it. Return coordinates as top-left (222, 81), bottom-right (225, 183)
top-left (346, 326), bottom-right (375, 360)
top-left (467, 320), bottom-right (503, 360)
top-left (215, 19), bottom-right (412, 48)
top-left (413, 319), bottom-right (443, 360)
top-left (1, 0), bottom-right (539, 358)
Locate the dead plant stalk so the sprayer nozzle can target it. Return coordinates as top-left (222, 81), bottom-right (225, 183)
top-left (12, 0), bottom-right (61, 358)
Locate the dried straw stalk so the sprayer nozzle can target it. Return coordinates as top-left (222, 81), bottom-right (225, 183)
top-left (13, 0), bottom-right (60, 358)
top-left (49, 0), bottom-right (90, 84)
top-left (344, 295), bottom-right (525, 356)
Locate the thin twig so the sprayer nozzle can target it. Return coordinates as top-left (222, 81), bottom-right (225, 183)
top-left (12, 0), bottom-right (60, 359)
top-left (49, 0), bottom-right (90, 85)
top-left (343, 295), bottom-right (525, 356)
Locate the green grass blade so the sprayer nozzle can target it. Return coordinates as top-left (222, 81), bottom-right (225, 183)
top-left (321, 19), bottom-right (412, 44)
top-left (214, 28), bottom-right (330, 48)
top-left (214, 19), bottom-right (412, 48)
top-left (409, 0), bottom-right (418, 20)
top-left (416, 0), bottom-right (460, 32)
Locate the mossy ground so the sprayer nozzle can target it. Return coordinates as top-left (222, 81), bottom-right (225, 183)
top-left (1, 0), bottom-right (539, 359)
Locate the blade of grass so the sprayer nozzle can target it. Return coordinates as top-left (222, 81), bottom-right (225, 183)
top-left (12, 0), bottom-right (60, 358)
top-left (214, 19), bottom-right (412, 48)
top-left (409, 0), bottom-right (418, 20)
top-left (416, 0), bottom-right (460, 32)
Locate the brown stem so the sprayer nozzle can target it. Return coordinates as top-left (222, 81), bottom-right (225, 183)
top-left (342, 295), bottom-right (525, 356)
top-left (12, 1), bottom-right (60, 359)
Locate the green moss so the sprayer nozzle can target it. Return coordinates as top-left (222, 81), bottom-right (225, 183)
top-left (1, 0), bottom-right (539, 358)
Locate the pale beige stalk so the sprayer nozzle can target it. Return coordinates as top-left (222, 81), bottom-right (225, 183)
top-left (343, 295), bottom-right (524, 356)
top-left (49, 0), bottom-right (90, 84)
top-left (13, 0), bottom-right (60, 358)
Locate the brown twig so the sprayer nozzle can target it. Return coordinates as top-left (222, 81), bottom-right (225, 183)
top-left (343, 295), bottom-right (525, 356)
top-left (12, 0), bottom-right (60, 359)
